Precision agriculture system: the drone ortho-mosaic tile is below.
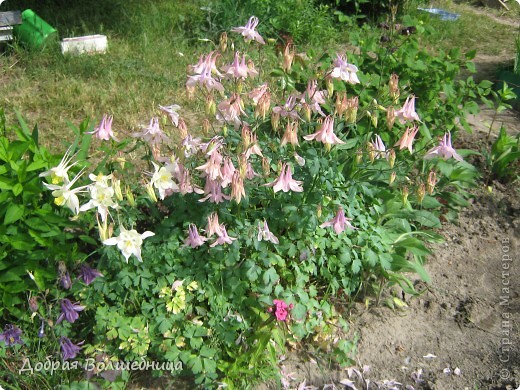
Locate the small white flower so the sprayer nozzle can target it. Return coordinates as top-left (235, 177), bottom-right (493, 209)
top-left (39, 146), bottom-right (79, 184)
top-left (103, 226), bottom-right (155, 262)
top-left (151, 161), bottom-right (179, 200)
top-left (43, 169), bottom-right (87, 214)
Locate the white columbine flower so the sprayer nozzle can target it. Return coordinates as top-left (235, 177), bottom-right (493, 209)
top-left (103, 226), bottom-right (155, 263)
top-left (39, 146), bottom-right (79, 184)
top-left (151, 162), bottom-right (178, 200)
top-left (43, 169), bottom-right (87, 214)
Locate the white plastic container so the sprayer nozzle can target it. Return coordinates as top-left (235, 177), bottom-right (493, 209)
top-left (61, 34), bottom-right (107, 55)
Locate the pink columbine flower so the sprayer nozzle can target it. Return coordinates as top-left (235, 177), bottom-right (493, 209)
top-left (210, 224), bottom-right (237, 247)
top-left (395, 125), bottom-right (419, 153)
top-left (268, 299), bottom-right (293, 321)
top-left (186, 52), bottom-right (224, 93)
top-left (196, 150), bottom-right (223, 181)
top-left (249, 83), bottom-right (269, 105)
top-left (300, 79), bottom-right (327, 116)
top-left (258, 220), bottom-right (279, 244)
top-left (272, 95), bottom-right (300, 121)
top-left (424, 132), bottom-right (463, 161)
top-left (371, 135), bottom-right (388, 159)
top-left (199, 177), bottom-right (230, 203)
top-left (184, 224), bottom-right (207, 248)
top-left (394, 94), bottom-right (420, 124)
top-left (320, 207), bottom-right (357, 234)
top-left (206, 212), bottom-right (222, 237)
top-left (264, 163), bottom-right (303, 193)
top-left (330, 54), bottom-right (360, 84)
top-left (216, 94), bottom-right (246, 128)
top-left (222, 52), bottom-right (258, 80)
top-left (303, 116), bottom-right (345, 145)
top-left (159, 104), bottom-right (181, 126)
top-left (231, 16), bottom-right (265, 44)
top-left (220, 157), bottom-right (236, 188)
top-left (88, 114), bottom-right (118, 141)
top-left (133, 117), bottom-right (169, 145)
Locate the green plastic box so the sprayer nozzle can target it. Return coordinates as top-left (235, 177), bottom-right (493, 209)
top-left (13, 9), bottom-right (57, 49)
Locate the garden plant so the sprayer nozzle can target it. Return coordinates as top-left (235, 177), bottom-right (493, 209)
top-left (0, 7), bottom-right (494, 389)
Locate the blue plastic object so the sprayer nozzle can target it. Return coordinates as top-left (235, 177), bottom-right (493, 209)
top-left (417, 7), bottom-right (460, 21)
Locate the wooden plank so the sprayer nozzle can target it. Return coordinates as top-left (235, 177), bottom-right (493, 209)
top-left (0, 11), bottom-right (22, 27)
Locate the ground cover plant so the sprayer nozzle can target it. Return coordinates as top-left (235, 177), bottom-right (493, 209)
top-left (0, 1), bottom-right (502, 389)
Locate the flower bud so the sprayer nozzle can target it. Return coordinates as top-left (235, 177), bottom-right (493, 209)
top-left (345, 96), bottom-right (358, 124)
top-left (402, 186), bottom-right (409, 205)
top-left (113, 178), bottom-right (123, 201)
top-left (29, 297), bottom-right (39, 313)
top-left (386, 106), bottom-right (396, 131)
top-left (241, 125), bottom-right (252, 149)
top-left (145, 183), bottom-right (158, 203)
top-left (219, 32), bottom-right (228, 53)
top-left (202, 118), bottom-right (211, 136)
top-left (302, 102), bottom-right (312, 123)
top-left (271, 111), bottom-right (280, 131)
top-left (389, 73), bottom-right (400, 101)
top-left (416, 183), bottom-right (425, 204)
top-left (98, 217), bottom-right (109, 241)
top-left (427, 171), bottom-right (437, 195)
top-left (186, 85), bottom-right (195, 101)
top-left (294, 152), bottom-right (305, 166)
top-left (262, 157), bottom-right (271, 176)
top-left (389, 171), bottom-right (396, 185)
top-left (177, 118), bottom-right (189, 139)
top-left (335, 92), bottom-right (347, 116)
top-left (355, 149), bottom-right (363, 164)
top-left (388, 149), bottom-right (396, 168)
top-left (326, 76), bottom-right (334, 97)
top-left (317, 204), bottom-right (322, 218)
top-left (125, 186), bottom-right (135, 207)
top-left (205, 94), bottom-right (215, 116)
top-left (367, 143), bottom-right (375, 163)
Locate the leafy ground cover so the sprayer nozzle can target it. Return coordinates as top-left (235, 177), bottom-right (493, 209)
top-left (0, 0), bottom-right (519, 389)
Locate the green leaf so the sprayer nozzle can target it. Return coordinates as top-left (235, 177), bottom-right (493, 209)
top-left (12, 183), bottom-right (23, 196)
top-left (413, 210), bottom-right (440, 228)
top-left (4, 204), bottom-right (24, 225)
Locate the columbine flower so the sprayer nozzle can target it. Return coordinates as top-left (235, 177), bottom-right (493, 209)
top-left (216, 94), bottom-right (246, 127)
top-left (56, 299), bottom-right (85, 324)
top-left (222, 52), bottom-right (258, 80)
top-left (268, 299), bottom-right (293, 321)
top-left (272, 95), bottom-right (300, 121)
top-left (258, 220), bottom-right (279, 244)
top-left (78, 264), bottom-right (103, 285)
top-left (103, 226), bottom-right (155, 263)
top-left (300, 79), bottom-right (327, 116)
top-left (184, 224), bottom-right (207, 248)
top-left (303, 116), bottom-right (345, 146)
top-left (210, 225), bottom-right (237, 247)
top-left (394, 94), bottom-right (420, 123)
top-left (186, 52), bottom-right (224, 93)
top-left (133, 117), bottom-right (169, 145)
top-left (249, 83), bottom-right (269, 105)
top-left (39, 146), bottom-right (79, 184)
top-left (59, 271), bottom-right (72, 290)
top-left (330, 54), bottom-right (360, 84)
top-left (206, 212), bottom-right (222, 237)
top-left (196, 151), bottom-right (223, 181)
top-left (220, 157), bottom-right (236, 188)
top-left (320, 207), bottom-right (357, 234)
top-left (60, 337), bottom-right (83, 360)
top-left (264, 163), bottom-right (303, 193)
top-left (79, 176), bottom-right (118, 222)
top-left (0, 324), bottom-right (23, 346)
top-left (150, 161), bottom-right (179, 200)
top-left (231, 171), bottom-right (246, 204)
top-left (43, 169), bottom-right (87, 215)
top-left (231, 16), bottom-right (265, 44)
top-left (395, 125), bottom-right (419, 153)
top-left (159, 104), bottom-right (181, 126)
top-left (424, 132), bottom-right (463, 162)
top-left (199, 177), bottom-right (230, 203)
top-left (88, 114), bottom-right (118, 141)
top-left (371, 135), bottom-right (388, 159)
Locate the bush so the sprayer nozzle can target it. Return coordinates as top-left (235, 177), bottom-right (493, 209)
top-left (1, 14), bottom-right (483, 389)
